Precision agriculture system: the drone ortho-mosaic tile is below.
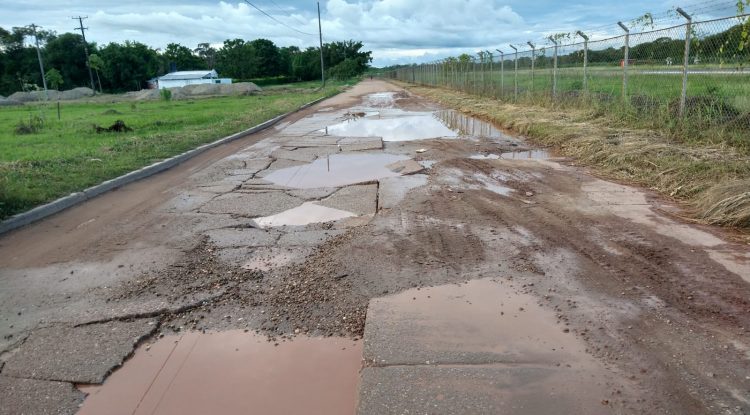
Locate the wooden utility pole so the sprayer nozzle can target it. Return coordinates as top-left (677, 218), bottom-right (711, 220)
top-left (28, 24), bottom-right (48, 99)
top-left (73, 16), bottom-right (97, 93)
top-left (317, 2), bottom-right (325, 87)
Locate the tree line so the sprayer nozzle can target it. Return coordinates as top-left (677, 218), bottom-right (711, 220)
top-left (0, 26), bottom-right (372, 95)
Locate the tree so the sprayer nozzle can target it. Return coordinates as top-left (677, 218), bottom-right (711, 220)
top-left (216, 38), bottom-right (250, 79)
top-left (195, 43), bottom-right (217, 69)
top-left (88, 53), bottom-right (104, 92)
top-left (44, 33), bottom-right (97, 89)
top-left (98, 41), bottom-right (161, 92)
top-left (163, 43), bottom-right (205, 71)
top-left (45, 68), bottom-right (63, 90)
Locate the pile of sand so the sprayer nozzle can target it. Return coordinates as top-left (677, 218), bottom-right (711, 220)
top-left (7, 87), bottom-right (95, 102)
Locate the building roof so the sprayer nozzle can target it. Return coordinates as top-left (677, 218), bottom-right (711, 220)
top-left (158, 70), bottom-right (218, 81)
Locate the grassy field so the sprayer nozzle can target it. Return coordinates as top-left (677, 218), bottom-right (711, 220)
top-left (0, 82), bottom-right (346, 220)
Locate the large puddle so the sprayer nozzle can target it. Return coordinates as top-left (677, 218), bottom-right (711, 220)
top-left (253, 202), bottom-right (355, 228)
top-left (324, 107), bottom-right (521, 143)
top-left (263, 153), bottom-right (409, 188)
top-left (77, 331), bottom-right (362, 415)
top-left (325, 111), bottom-right (458, 142)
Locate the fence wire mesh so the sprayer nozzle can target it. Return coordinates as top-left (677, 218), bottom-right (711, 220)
top-left (388, 13), bottom-right (750, 130)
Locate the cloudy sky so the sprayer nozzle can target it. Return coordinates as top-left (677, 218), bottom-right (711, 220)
top-left (1, 0), bottom-right (740, 67)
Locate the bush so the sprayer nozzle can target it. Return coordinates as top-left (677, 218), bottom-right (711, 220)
top-left (160, 88), bottom-right (172, 102)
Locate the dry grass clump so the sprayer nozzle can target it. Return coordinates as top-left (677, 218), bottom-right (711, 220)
top-left (405, 83), bottom-right (750, 229)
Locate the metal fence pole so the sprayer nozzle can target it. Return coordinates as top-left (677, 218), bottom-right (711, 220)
top-left (618, 21), bottom-right (630, 101)
top-left (510, 44), bottom-right (518, 101)
top-left (527, 41), bottom-right (536, 93)
top-left (677, 7), bottom-right (693, 116)
top-left (576, 31), bottom-right (589, 92)
top-left (500, 50), bottom-right (505, 98)
top-left (550, 38), bottom-right (558, 98)
top-left (488, 52), bottom-right (493, 97)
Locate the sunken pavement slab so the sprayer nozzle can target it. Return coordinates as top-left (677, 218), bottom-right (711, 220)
top-left (0, 376), bottom-right (84, 415)
top-left (318, 184), bottom-right (378, 216)
top-left (2, 319), bottom-right (157, 384)
top-left (199, 192), bottom-right (304, 217)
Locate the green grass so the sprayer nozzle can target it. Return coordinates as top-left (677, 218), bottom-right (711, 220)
top-left (411, 66), bottom-right (750, 152)
top-left (0, 82), bottom-right (345, 220)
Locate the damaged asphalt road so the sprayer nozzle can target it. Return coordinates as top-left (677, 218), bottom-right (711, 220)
top-left (1, 80), bottom-right (749, 414)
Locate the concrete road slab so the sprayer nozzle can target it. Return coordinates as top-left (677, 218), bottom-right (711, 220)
top-left (2, 319), bottom-right (157, 383)
top-left (357, 364), bottom-right (611, 415)
top-left (285, 187), bottom-right (339, 200)
top-left (199, 192), bottom-right (304, 217)
top-left (362, 278), bottom-right (597, 366)
top-left (319, 184), bottom-right (378, 216)
top-left (378, 175), bottom-right (428, 210)
top-left (0, 376), bottom-right (84, 415)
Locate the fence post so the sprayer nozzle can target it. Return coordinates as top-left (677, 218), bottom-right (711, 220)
top-left (677, 7), bottom-right (692, 116)
top-left (496, 49), bottom-right (504, 98)
top-left (527, 41), bottom-right (536, 93)
top-left (510, 44), bottom-right (518, 101)
top-left (550, 37), bottom-right (559, 98)
top-left (576, 31), bottom-right (589, 92)
top-left (617, 21), bottom-right (630, 101)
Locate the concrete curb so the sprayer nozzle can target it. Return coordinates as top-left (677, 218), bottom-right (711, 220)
top-left (0, 95), bottom-right (332, 235)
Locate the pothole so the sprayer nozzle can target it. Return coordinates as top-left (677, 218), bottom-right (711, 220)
top-left (263, 153), bottom-right (410, 188)
top-left (77, 331), bottom-right (362, 415)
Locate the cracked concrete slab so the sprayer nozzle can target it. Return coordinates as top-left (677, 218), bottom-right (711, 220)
top-left (0, 376), bottom-right (84, 415)
top-left (2, 319), bottom-right (157, 384)
top-left (199, 192), bottom-right (304, 217)
top-left (285, 187), bottom-right (339, 200)
top-left (337, 137), bottom-right (383, 151)
top-left (378, 175), bottom-right (428, 210)
top-left (272, 147), bottom-right (339, 163)
top-left (386, 159), bottom-right (425, 175)
top-left (205, 228), bottom-right (279, 248)
top-left (319, 184), bottom-right (378, 216)
top-left (255, 159), bottom-right (308, 177)
top-left (357, 365), bottom-right (611, 415)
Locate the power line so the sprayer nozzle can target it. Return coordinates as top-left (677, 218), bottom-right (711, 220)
top-left (242, 0), bottom-right (316, 36)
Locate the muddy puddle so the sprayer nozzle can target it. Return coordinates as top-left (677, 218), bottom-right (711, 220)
top-left (253, 202), bottom-right (355, 228)
top-left (434, 110), bottom-right (518, 141)
top-left (77, 331), bottom-right (362, 415)
top-left (263, 153), bottom-right (409, 188)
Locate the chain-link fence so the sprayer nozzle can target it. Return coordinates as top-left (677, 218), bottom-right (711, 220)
top-left (387, 12), bottom-right (750, 132)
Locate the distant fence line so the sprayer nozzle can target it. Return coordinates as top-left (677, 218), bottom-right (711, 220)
top-left (387, 12), bottom-right (750, 126)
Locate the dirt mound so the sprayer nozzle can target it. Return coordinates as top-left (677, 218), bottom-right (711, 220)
top-left (0, 96), bottom-right (23, 106)
top-left (6, 87), bottom-right (94, 102)
top-left (60, 87), bottom-right (95, 100)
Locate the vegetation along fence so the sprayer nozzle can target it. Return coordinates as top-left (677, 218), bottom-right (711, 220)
top-left (388, 11), bottom-right (750, 138)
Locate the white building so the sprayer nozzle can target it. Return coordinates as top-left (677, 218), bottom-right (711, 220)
top-left (157, 70), bottom-right (232, 89)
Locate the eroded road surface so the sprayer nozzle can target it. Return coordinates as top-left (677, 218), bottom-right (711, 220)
top-left (1, 80), bottom-right (749, 414)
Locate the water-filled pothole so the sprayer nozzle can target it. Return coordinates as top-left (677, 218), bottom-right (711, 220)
top-left (77, 331), bottom-right (362, 415)
top-left (325, 112), bottom-right (458, 142)
top-left (263, 153), bottom-right (409, 188)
